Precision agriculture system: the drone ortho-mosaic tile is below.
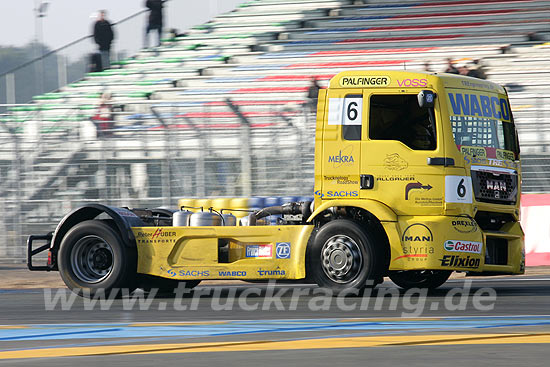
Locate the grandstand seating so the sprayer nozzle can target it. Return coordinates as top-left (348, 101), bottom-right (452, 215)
top-left (4, 0), bottom-right (550, 138)
top-left (2, 0), bottom-right (550, 260)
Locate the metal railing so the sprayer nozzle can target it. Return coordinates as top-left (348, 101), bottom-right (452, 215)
top-left (0, 101), bottom-right (315, 262)
top-left (3, 92), bottom-right (550, 262)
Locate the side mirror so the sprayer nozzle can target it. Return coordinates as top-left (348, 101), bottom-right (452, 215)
top-left (417, 90), bottom-right (436, 108)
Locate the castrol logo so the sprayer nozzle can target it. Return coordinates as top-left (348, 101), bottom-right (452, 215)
top-left (444, 240), bottom-right (482, 254)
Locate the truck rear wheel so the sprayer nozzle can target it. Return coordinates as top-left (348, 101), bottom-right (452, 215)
top-left (307, 219), bottom-right (385, 293)
top-left (389, 270), bottom-right (451, 289)
top-left (58, 220), bottom-right (136, 298)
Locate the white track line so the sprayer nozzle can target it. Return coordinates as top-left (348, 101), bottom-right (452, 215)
top-left (447, 278), bottom-right (550, 282)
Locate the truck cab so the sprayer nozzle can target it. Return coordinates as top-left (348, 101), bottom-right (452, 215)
top-left (314, 71), bottom-right (523, 287)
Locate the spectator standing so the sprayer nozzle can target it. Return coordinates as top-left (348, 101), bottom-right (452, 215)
top-left (93, 10), bottom-right (114, 70)
top-left (145, 0), bottom-right (165, 48)
top-left (459, 61), bottom-right (487, 80)
top-left (307, 77), bottom-right (321, 111)
top-left (471, 59), bottom-right (487, 79)
top-left (92, 92), bottom-right (115, 138)
top-left (444, 58), bottom-right (459, 74)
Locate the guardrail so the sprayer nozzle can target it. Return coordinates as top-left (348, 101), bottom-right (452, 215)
top-left (0, 101), bottom-right (315, 262)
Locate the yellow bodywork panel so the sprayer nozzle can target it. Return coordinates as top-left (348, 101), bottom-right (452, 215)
top-left (376, 214), bottom-right (523, 274)
top-left (389, 216), bottom-right (485, 271)
top-left (133, 225), bottom-right (314, 280)
top-left (307, 199), bottom-right (397, 223)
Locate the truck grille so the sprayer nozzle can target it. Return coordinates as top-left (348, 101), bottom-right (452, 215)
top-left (471, 170), bottom-right (517, 204)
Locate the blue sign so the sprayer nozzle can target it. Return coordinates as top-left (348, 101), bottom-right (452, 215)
top-left (245, 244), bottom-right (272, 258)
top-left (276, 242), bottom-right (291, 259)
top-left (448, 92), bottom-right (510, 121)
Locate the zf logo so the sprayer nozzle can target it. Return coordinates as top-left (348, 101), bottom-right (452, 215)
top-left (276, 242), bottom-right (291, 259)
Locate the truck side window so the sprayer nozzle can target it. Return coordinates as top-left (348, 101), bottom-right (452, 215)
top-left (343, 94), bottom-right (362, 141)
top-left (369, 94), bottom-right (436, 150)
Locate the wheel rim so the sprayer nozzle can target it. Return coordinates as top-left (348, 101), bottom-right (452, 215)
top-left (70, 235), bottom-right (114, 283)
top-left (321, 234), bottom-right (363, 284)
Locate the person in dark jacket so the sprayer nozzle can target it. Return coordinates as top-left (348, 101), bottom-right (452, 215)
top-left (444, 58), bottom-right (459, 74)
top-left (145, 0), bottom-right (165, 48)
top-left (93, 10), bottom-right (114, 70)
top-left (457, 60), bottom-right (487, 80)
top-left (307, 76), bottom-right (321, 110)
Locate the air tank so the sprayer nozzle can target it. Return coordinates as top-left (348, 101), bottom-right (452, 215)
top-left (220, 210), bottom-right (237, 226)
top-left (173, 209), bottom-right (192, 227)
top-left (189, 208), bottom-right (223, 226)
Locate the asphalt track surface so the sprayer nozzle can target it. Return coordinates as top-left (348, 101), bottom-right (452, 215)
top-left (1, 276), bottom-right (550, 366)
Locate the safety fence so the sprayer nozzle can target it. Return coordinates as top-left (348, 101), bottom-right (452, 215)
top-left (3, 90), bottom-right (550, 263)
top-left (0, 102), bottom-right (315, 262)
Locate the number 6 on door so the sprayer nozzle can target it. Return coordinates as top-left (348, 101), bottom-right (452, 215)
top-left (343, 97), bottom-right (362, 125)
top-left (327, 97), bottom-right (363, 125)
top-left (445, 176), bottom-right (473, 203)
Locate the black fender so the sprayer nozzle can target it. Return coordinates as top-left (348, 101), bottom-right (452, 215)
top-left (50, 204), bottom-right (146, 254)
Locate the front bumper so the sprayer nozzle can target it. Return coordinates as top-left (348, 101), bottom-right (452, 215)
top-left (386, 216), bottom-right (524, 274)
top-left (27, 233), bottom-right (55, 271)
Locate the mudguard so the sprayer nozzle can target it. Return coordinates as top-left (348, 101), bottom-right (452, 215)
top-left (50, 204), bottom-right (146, 252)
top-left (306, 199), bottom-right (398, 223)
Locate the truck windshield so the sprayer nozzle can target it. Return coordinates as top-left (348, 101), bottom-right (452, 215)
top-left (446, 89), bottom-right (519, 160)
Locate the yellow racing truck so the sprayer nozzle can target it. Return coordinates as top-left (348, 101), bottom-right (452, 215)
top-left (28, 70), bottom-right (524, 296)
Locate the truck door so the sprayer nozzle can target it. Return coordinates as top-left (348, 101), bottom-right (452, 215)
top-left (360, 89), bottom-right (446, 216)
top-left (318, 89), bottom-right (362, 201)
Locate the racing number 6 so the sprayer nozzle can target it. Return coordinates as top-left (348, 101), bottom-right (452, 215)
top-left (457, 178), bottom-right (466, 198)
top-left (342, 97), bottom-right (362, 126)
top-left (347, 101), bottom-right (358, 121)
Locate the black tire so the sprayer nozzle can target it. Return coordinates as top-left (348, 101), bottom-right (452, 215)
top-left (389, 270), bottom-right (452, 290)
top-left (139, 275), bottom-right (200, 296)
top-left (58, 220), bottom-right (137, 298)
top-left (307, 219), bottom-right (386, 293)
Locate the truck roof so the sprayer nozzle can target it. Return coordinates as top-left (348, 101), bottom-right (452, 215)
top-left (329, 70), bottom-right (506, 95)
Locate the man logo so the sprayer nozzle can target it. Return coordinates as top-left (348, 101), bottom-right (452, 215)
top-left (401, 223), bottom-right (434, 243)
top-left (276, 242), bottom-right (291, 259)
top-left (396, 223), bottom-right (434, 262)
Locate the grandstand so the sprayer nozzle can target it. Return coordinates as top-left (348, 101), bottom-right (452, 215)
top-left (1, 0), bottom-right (550, 261)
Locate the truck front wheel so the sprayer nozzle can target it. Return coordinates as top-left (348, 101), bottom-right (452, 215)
top-left (389, 270), bottom-right (451, 290)
top-left (307, 219), bottom-right (385, 293)
top-left (58, 220), bottom-right (136, 297)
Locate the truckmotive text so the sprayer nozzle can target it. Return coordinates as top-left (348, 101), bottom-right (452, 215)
top-left (28, 70), bottom-right (524, 296)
